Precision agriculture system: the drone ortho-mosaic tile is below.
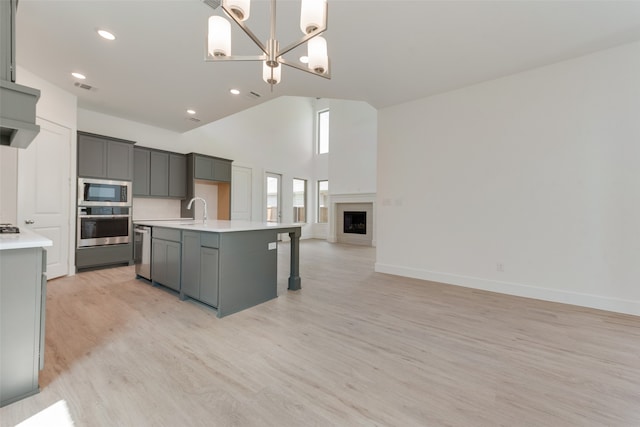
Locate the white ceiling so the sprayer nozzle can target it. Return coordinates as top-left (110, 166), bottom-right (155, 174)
top-left (15, 0), bottom-right (640, 133)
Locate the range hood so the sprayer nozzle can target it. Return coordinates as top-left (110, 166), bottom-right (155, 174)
top-left (0, 80), bottom-right (40, 148)
top-left (0, 0), bottom-right (41, 149)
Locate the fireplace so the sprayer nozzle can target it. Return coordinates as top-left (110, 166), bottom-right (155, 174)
top-left (331, 196), bottom-right (375, 246)
top-left (344, 211), bottom-right (366, 234)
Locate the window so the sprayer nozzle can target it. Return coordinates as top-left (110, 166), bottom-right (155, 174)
top-left (317, 180), bottom-right (329, 223)
top-left (317, 109), bottom-right (329, 154)
top-left (293, 178), bottom-right (307, 223)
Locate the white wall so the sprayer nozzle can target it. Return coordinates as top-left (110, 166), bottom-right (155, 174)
top-left (376, 40), bottom-right (640, 315)
top-left (78, 109), bottom-right (182, 152)
top-left (328, 100), bottom-right (377, 195)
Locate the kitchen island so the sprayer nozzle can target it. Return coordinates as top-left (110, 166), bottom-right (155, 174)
top-left (1, 228), bottom-right (51, 407)
top-left (133, 220), bottom-right (302, 317)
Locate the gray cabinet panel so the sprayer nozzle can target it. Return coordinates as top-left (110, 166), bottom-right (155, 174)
top-left (200, 247), bottom-right (219, 307)
top-left (1, 247), bottom-right (44, 407)
top-left (133, 148), bottom-right (150, 196)
top-left (107, 140), bottom-right (134, 181)
top-left (1, 0), bottom-right (15, 82)
top-left (150, 151), bottom-right (169, 197)
top-left (76, 244), bottom-right (133, 271)
top-left (181, 231), bottom-right (200, 299)
top-left (153, 227), bottom-right (181, 242)
top-left (152, 236), bottom-right (181, 292)
top-left (165, 241), bottom-right (182, 291)
top-left (217, 230), bottom-right (278, 317)
top-left (152, 238), bottom-right (167, 285)
top-left (77, 134), bottom-right (107, 178)
top-left (194, 155), bottom-right (213, 180)
top-left (78, 132), bottom-right (134, 180)
top-left (169, 154), bottom-right (187, 198)
top-left (213, 158), bottom-right (232, 182)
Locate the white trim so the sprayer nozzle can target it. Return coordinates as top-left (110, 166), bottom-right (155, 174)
top-left (374, 263), bottom-right (640, 317)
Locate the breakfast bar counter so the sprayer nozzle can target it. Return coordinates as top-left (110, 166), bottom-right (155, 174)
top-left (133, 220), bottom-right (302, 317)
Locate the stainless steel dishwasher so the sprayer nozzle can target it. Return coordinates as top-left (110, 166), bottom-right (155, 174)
top-left (134, 225), bottom-right (151, 280)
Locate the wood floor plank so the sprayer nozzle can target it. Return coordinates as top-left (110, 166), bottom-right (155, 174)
top-left (2, 240), bottom-right (640, 426)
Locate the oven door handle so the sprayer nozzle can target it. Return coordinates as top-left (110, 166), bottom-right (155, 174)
top-left (79, 215), bottom-right (131, 219)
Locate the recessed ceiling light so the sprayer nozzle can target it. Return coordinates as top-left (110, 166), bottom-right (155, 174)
top-left (97, 29), bottom-right (116, 41)
top-left (230, 89), bottom-right (240, 95)
top-left (186, 109), bottom-right (196, 115)
top-left (71, 72), bottom-right (86, 79)
top-left (300, 56), bottom-right (309, 64)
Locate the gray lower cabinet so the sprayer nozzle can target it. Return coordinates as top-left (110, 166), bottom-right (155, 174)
top-left (0, 247), bottom-right (46, 407)
top-left (180, 231), bottom-right (219, 308)
top-left (77, 132), bottom-right (134, 181)
top-left (151, 228), bottom-right (181, 291)
top-left (76, 243), bottom-right (133, 271)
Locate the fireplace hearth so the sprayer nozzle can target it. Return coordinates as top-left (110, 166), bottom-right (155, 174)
top-left (344, 211), bottom-right (366, 234)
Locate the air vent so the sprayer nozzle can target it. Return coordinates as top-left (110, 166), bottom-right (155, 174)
top-left (74, 82), bottom-right (94, 91)
top-left (203, 0), bottom-right (221, 9)
top-left (246, 91), bottom-right (261, 100)
top-left (187, 117), bottom-right (201, 123)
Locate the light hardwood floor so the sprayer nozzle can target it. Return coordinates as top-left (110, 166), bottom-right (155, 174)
top-left (2, 240), bottom-right (640, 426)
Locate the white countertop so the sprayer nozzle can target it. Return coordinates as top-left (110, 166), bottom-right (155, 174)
top-left (134, 219), bottom-right (301, 233)
top-left (0, 228), bottom-right (53, 251)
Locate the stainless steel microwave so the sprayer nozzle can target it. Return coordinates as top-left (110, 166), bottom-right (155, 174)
top-left (78, 178), bottom-right (131, 206)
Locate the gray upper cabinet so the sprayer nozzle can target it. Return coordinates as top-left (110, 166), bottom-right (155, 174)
top-left (194, 155), bottom-right (213, 181)
top-left (150, 151), bottom-right (169, 197)
top-left (107, 140), bottom-right (134, 181)
top-left (133, 148), bottom-right (150, 195)
top-left (169, 154), bottom-right (187, 198)
top-left (77, 132), bottom-right (134, 181)
top-left (0, 0), bottom-right (14, 82)
top-left (133, 147), bottom-right (186, 199)
top-left (192, 153), bottom-right (232, 182)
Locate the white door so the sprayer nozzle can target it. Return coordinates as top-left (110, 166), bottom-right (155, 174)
top-left (265, 172), bottom-right (281, 223)
top-left (231, 165), bottom-right (252, 220)
top-left (18, 118), bottom-right (72, 279)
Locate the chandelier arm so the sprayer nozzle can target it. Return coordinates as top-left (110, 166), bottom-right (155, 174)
top-left (205, 55), bottom-right (267, 62)
top-left (221, 3), bottom-right (268, 55)
top-left (277, 27), bottom-right (326, 59)
top-left (280, 58), bottom-right (331, 80)
top-left (277, 1), bottom-right (328, 58)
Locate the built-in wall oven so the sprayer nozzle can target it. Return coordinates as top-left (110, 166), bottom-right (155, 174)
top-left (78, 178), bottom-right (131, 206)
top-left (77, 206), bottom-right (131, 248)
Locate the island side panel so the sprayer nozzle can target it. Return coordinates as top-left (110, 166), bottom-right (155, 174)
top-left (217, 230), bottom-right (279, 318)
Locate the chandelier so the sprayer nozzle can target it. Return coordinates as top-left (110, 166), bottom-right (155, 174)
top-left (204, 0), bottom-right (330, 88)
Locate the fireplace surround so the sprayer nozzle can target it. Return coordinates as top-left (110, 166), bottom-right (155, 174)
top-left (329, 193), bottom-right (376, 246)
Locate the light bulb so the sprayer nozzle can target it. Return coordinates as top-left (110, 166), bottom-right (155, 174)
top-left (308, 36), bottom-right (328, 74)
top-left (224, 0), bottom-right (251, 21)
top-left (208, 16), bottom-right (231, 57)
top-left (300, 0), bottom-right (326, 34)
top-left (263, 61), bottom-right (281, 85)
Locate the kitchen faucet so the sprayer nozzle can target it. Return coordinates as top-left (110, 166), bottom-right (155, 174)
top-left (187, 197), bottom-right (208, 223)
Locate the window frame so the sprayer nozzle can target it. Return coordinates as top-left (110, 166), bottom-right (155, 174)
top-left (292, 178), bottom-right (307, 224)
top-left (317, 109), bottom-right (330, 154)
top-left (317, 180), bottom-right (329, 224)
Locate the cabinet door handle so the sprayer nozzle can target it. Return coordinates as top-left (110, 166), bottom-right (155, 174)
top-left (25, 219), bottom-right (35, 224)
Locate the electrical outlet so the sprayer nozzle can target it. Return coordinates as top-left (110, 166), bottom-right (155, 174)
top-left (496, 263), bottom-right (504, 272)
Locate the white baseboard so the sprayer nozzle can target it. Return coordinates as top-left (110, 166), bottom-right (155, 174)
top-left (374, 263), bottom-right (640, 317)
